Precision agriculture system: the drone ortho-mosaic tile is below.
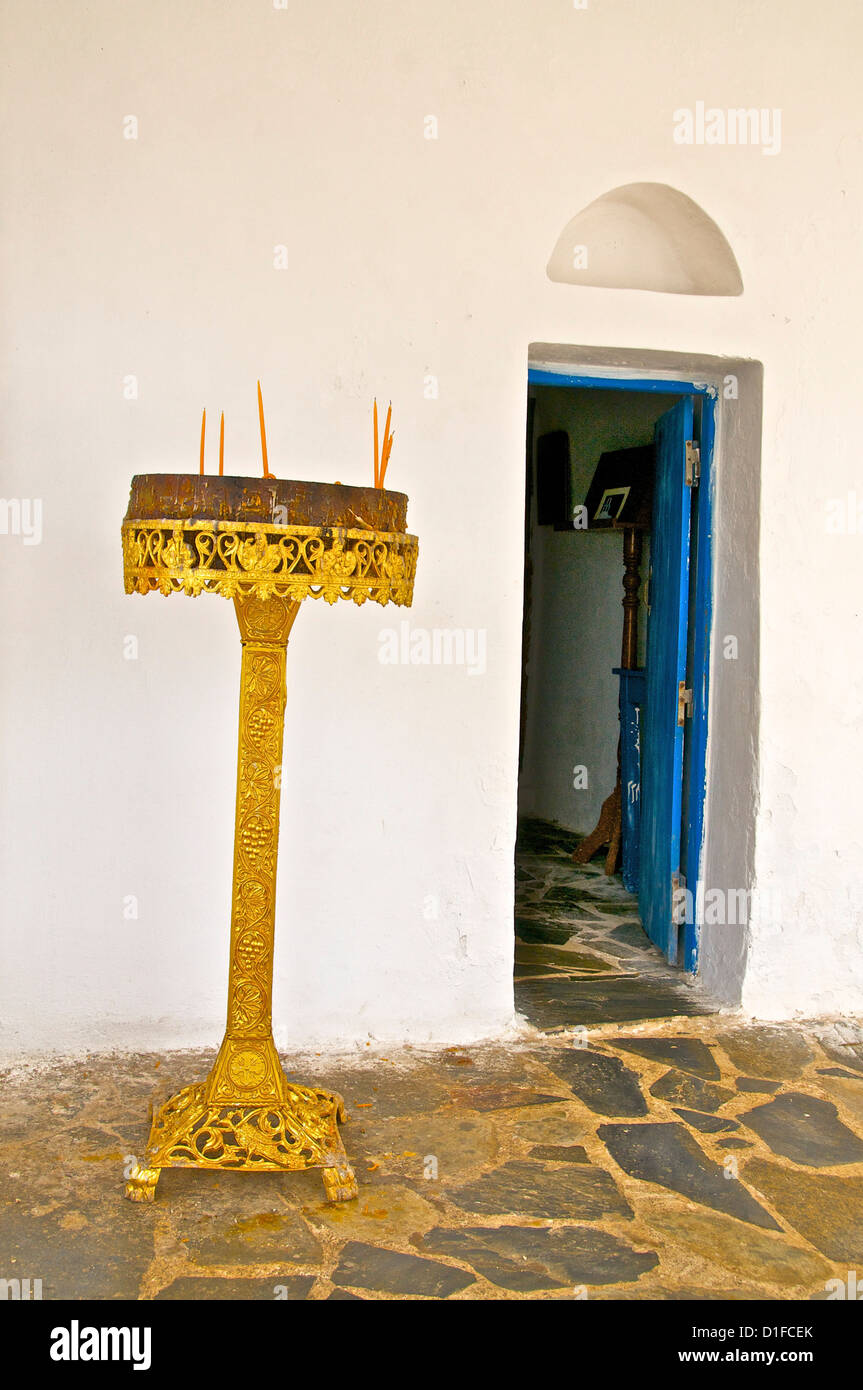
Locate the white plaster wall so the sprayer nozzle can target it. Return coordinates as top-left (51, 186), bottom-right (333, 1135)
top-left (1, 0), bottom-right (862, 1053)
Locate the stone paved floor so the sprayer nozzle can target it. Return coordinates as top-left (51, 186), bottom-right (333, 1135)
top-left (2, 821), bottom-right (862, 1301)
top-left (3, 1023), bottom-right (863, 1301)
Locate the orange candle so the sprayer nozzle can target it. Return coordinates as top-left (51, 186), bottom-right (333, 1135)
top-left (257, 380), bottom-right (270, 478)
top-left (380, 429), bottom-right (394, 488)
top-left (219, 411), bottom-right (225, 476)
top-left (199, 408), bottom-right (206, 475)
top-left (378, 402), bottom-right (393, 487)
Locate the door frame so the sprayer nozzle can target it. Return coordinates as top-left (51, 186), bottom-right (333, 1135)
top-left (526, 363), bottom-right (716, 973)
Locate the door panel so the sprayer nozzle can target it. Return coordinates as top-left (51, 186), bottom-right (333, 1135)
top-left (639, 397), bottom-right (693, 961)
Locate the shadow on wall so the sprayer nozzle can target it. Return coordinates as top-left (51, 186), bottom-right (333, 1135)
top-left (547, 182), bottom-right (743, 296)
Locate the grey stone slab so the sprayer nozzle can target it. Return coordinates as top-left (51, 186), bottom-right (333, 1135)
top-left (816, 1075), bottom-right (863, 1134)
top-left (591, 1283), bottom-right (771, 1301)
top-left (744, 1160), bottom-right (863, 1262)
top-left (736, 1077), bottom-right (782, 1093)
top-left (597, 1122), bottom-right (781, 1230)
top-left (718, 1138), bottom-right (753, 1149)
top-left (0, 1205), bottom-right (153, 1301)
top-left (420, 1235), bottom-right (560, 1291)
top-left (516, 820), bottom-right (575, 854)
top-left (447, 1083), bottom-right (566, 1112)
top-left (581, 939), bottom-right (641, 961)
top-left (541, 886), bottom-right (634, 915)
top-left (610, 1036), bottom-right (721, 1080)
top-left (515, 917), bottom-right (575, 946)
top-left (510, 1107), bottom-right (592, 1146)
top-left (446, 1159), bottom-right (632, 1221)
top-left (156, 1275), bottom-right (313, 1300)
top-left (516, 975), bottom-right (712, 1030)
top-left (817, 1067), bottom-right (863, 1081)
top-left (63, 1125), bottom-right (124, 1149)
top-left (514, 962), bottom-right (574, 978)
top-left (609, 921), bottom-right (655, 949)
top-left (186, 1208), bottom-right (322, 1268)
top-left (420, 1224), bottom-right (658, 1291)
top-left (516, 946), bottom-right (618, 977)
top-left (544, 1048), bottom-right (648, 1117)
top-left (566, 899), bottom-right (631, 918)
top-left (817, 1034), bottom-right (863, 1075)
top-left (650, 1070), bottom-right (735, 1113)
top-left (717, 1027), bottom-right (814, 1081)
top-left (527, 1144), bottom-right (591, 1163)
top-left (332, 1242), bottom-right (475, 1297)
top-left (339, 1073), bottom-right (449, 1119)
top-left (672, 1108), bottom-right (740, 1134)
top-left (739, 1091), bottom-right (863, 1167)
top-left (641, 1204), bottom-right (831, 1291)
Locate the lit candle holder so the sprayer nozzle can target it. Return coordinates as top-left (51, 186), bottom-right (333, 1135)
top-left (120, 448), bottom-right (419, 1207)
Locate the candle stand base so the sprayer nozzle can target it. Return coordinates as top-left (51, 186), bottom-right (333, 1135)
top-left (124, 1066), bottom-right (358, 1204)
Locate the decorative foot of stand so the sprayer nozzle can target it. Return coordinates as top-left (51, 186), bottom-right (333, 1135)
top-left (124, 1164), bottom-right (161, 1203)
top-left (125, 1078), bottom-right (358, 1204)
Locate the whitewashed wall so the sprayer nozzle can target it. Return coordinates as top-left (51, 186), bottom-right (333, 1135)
top-left (1, 0), bottom-right (861, 1053)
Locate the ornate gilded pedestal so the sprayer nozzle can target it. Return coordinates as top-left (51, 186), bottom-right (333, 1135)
top-left (120, 476), bottom-right (418, 1203)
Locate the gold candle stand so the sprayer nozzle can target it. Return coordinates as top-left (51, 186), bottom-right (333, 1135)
top-left (120, 476), bottom-right (418, 1203)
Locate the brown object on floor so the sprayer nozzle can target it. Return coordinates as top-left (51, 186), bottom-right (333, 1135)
top-left (572, 781), bottom-right (621, 875)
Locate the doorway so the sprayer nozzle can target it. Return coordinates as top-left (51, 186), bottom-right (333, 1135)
top-left (515, 361), bottom-right (721, 1028)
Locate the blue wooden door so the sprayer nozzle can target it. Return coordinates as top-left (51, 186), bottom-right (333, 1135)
top-left (639, 397), bottom-right (693, 961)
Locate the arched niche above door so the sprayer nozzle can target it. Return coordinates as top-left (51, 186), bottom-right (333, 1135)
top-left (546, 182), bottom-right (743, 296)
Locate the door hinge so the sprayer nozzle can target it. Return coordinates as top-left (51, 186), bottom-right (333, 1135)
top-left (677, 680), bottom-right (693, 725)
top-left (685, 440), bottom-right (700, 487)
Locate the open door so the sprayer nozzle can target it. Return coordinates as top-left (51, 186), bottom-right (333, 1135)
top-left (639, 396), bottom-right (694, 962)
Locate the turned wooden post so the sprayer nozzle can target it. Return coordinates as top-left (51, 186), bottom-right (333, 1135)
top-left (621, 526), bottom-right (643, 670)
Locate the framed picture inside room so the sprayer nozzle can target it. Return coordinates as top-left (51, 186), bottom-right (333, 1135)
top-left (582, 444), bottom-right (654, 529)
top-left (594, 485), bottom-right (631, 523)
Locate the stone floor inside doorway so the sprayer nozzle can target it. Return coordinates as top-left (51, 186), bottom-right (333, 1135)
top-left (2, 818), bottom-right (862, 1302)
top-left (515, 817), bottom-right (712, 1032)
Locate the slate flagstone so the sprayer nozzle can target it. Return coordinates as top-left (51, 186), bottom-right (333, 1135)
top-left (739, 1091), bottom-right (863, 1167)
top-left (597, 1122), bottom-right (781, 1230)
top-left (609, 1035), bottom-right (721, 1080)
top-left (446, 1159), bottom-right (633, 1221)
top-left (544, 1047), bottom-right (648, 1117)
top-left (420, 1224), bottom-right (659, 1291)
top-left (649, 1069), bottom-right (735, 1113)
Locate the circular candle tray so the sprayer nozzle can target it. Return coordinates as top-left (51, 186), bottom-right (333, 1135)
top-left (122, 476), bottom-right (418, 606)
